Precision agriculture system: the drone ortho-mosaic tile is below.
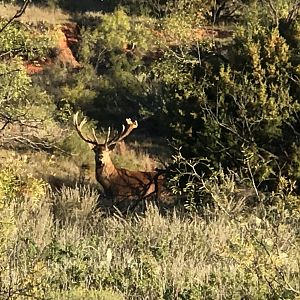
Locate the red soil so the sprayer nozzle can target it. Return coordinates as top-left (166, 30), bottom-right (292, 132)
top-left (25, 22), bottom-right (80, 75)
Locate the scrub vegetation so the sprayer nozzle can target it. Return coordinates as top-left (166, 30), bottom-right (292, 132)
top-left (0, 0), bottom-right (300, 299)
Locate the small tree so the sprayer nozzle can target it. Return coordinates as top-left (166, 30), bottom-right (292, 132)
top-left (0, 1), bottom-right (60, 149)
top-left (153, 17), bottom-right (300, 194)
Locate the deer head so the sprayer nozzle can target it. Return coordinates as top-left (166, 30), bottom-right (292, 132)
top-left (73, 111), bottom-right (137, 166)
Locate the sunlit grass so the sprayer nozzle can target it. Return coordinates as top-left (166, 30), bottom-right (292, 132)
top-left (0, 3), bottom-right (70, 24)
top-left (0, 141), bottom-right (299, 299)
top-left (0, 185), bottom-right (299, 299)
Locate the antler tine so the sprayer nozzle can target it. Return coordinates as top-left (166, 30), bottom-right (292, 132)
top-left (73, 112), bottom-right (98, 145)
top-left (119, 124), bottom-right (126, 138)
top-left (104, 126), bottom-right (111, 147)
top-left (92, 128), bottom-right (99, 144)
top-left (121, 118), bottom-right (138, 140)
top-left (107, 118), bottom-right (138, 146)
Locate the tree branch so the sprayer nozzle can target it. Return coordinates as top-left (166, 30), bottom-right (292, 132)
top-left (0, 0), bottom-right (31, 34)
top-left (264, 0), bottom-right (279, 27)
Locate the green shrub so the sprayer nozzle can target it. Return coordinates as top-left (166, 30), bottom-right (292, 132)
top-left (0, 156), bottom-right (48, 259)
top-left (0, 20), bottom-right (55, 60)
top-left (152, 21), bottom-right (300, 194)
top-left (0, 58), bottom-right (59, 149)
top-left (73, 8), bottom-right (157, 121)
top-left (50, 288), bottom-right (124, 300)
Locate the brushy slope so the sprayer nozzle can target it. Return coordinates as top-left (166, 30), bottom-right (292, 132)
top-left (0, 157), bottom-right (299, 299)
top-left (1, 2), bottom-right (300, 299)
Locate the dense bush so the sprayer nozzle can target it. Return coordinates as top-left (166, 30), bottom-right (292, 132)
top-left (152, 23), bottom-right (300, 196)
top-left (0, 15), bottom-right (62, 149)
top-left (0, 58), bottom-right (60, 149)
top-left (44, 8), bottom-right (157, 125)
top-left (0, 20), bottom-right (55, 60)
top-left (1, 1), bottom-right (300, 299)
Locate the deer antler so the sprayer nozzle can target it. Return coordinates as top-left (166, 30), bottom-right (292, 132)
top-left (106, 118), bottom-right (138, 147)
top-left (73, 112), bottom-right (98, 145)
top-left (74, 112), bottom-right (138, 148)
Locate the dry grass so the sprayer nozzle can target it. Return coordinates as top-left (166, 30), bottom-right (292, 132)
top-left (0, 148), bottom-right (83, 186)
top-left (112, 146), bottom-right (159, 172)
top-left (0, 3), bottom-right (70, 24)
top-left (0, 147), bottom-right (299, 299)
top-left (0, 138), bottom-right (162, 190)
top-left (0, 188), bottom-right (299, 299)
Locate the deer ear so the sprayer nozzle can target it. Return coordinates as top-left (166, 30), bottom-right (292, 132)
top-left (108, 144), bottom-right (116, 151)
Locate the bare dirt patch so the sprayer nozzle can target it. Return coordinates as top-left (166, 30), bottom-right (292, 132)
top-left (25, 23), bottom-right (80, 75)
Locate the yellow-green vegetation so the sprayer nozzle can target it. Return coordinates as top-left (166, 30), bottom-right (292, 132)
top-left (1, 0), bottom-right (300, 299)
top-left (0, 3), bottom-right (69, 24)
top-left (0, 162), bottom-right (299, 299)
top-left (0, 19), bottom-right (56, 59)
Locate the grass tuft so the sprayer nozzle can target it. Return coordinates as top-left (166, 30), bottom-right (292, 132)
top-left (0, 146), bottom-right (299, 299)
top-left (0, 3), bottom-right (70, 24)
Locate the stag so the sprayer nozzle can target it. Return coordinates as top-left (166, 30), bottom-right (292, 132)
top-left (73, 112), bottom-right (165, 210)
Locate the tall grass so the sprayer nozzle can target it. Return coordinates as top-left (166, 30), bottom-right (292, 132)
top-left (0, 148), bottom-right (299, 299)
top-left (0, 181), bottom-right (299, 299)
top-left (0, 3), bottom-right (70, 24)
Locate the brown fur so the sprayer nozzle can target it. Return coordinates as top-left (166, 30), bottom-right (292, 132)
top-left (94, 146), bottom-right (164, 200)
top-left (73, 113), bottom-right (166, 211)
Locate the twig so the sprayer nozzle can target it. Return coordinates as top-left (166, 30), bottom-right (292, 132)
top-left (265, 0), bottom-right (279, 27)
top-left (0, 0), bottom-right (31, 34)
top-left (0, 69), bottom-right (21, 77)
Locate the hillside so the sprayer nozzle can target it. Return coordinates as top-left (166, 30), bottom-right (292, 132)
top-left (0, 1), bottom-right (300, 299)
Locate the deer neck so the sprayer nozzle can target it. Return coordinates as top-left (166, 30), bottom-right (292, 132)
top-left (95, 152), bottom-right (117, 194)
